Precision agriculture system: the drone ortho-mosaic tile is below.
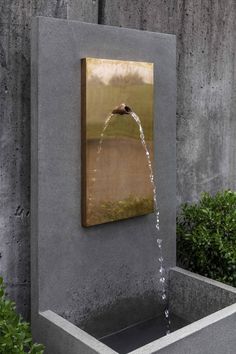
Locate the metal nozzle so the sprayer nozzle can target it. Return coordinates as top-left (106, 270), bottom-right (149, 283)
top-left (112, 103), bottom-right (132, 115)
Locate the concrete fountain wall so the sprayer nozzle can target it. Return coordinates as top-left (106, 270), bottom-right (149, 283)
top-left (31, 17), bottom-right (236, 354)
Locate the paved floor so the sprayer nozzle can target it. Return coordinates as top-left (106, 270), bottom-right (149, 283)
top-left (100, 313), bottom-right (189, 353)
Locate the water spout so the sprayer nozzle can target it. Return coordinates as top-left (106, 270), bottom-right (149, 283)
top-left (112, 103), bottom-right (132, 115)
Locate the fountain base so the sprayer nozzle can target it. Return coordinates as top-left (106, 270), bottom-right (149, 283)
top-left (34, 268), bottom-right (236, 354)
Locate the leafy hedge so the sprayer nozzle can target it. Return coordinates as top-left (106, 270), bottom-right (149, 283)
top-left (0, 277), bottom-right (44, 354)
top-left (177, 191), bottom-right (236, 287)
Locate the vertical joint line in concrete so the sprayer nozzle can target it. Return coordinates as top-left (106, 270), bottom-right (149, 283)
top-left (98, 0), bottom-right (105, 24)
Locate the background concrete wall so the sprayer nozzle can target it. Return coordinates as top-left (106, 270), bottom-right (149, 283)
top-left (0, 0), bottom-right (235, 320)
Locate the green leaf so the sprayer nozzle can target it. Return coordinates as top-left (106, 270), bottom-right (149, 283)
top-left (177, 190), bottom-right (236, 287)
top-left (0, 276), bottom-right (45, 353)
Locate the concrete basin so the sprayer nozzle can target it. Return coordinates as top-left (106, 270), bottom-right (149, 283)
top-left (34, 267), bottom-right (236, 354)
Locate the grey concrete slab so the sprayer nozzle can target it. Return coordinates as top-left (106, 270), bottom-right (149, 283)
top-left (129, 303), bottom-right (236, 354)
top-left (169, 267), bottom-right (236, 323)
top-left (33, 268), bottom-right (236, 354)
top-left (0, 17), bottom-right (32, 321)
top-left (99, 0), bottom-right (236, 204)
top-left (0, 0), bottom-right (98, 321)
top-left (31, 16), bottom-right (176, 338)
top-left (37, 310), bottom-right (118, 354)
top-left (0, 0), bottom-right (69, 321)
top-left (67, 0), bottom-right (98, 22)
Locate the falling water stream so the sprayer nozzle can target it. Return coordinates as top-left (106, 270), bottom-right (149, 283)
top-left (89, 107), bottom-right (171, 335)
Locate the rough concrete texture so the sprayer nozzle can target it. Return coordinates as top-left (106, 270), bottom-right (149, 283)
top-left (37, 311), bottom-right (117, 354)
top-left (67, 0), bottom-right (98, 22)
top-left (130, 303), bottom-right (236, 354)
top-left (33, 269), bottom-right (236, 354)
top-left (99, 0), bottom-right (236, 205)
top-left (1, 0), bottom-right (236, 322)
top-left (0, 0), bottom-right (98, 320)
top-left (169, 267), bottom-right (236, 323)
top-left (31, 17), bottom-right (176, 337)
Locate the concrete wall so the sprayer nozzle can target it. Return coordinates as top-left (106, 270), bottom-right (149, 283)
top-left (169, 267), bottom-right (236, 323)
top-left (0, 0), bottom-right (98, 320)
top-left (99, 0), bottom-right (236, 204)
top-left (0, 0), bottom-right (236, 320)
top-left (31, 17), bottom-right (176, 336)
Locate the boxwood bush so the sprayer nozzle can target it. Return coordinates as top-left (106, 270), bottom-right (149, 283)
top-left (0, 277), bottom-right (44, 354)
top-left (177, 190), bottom-right (236, 287)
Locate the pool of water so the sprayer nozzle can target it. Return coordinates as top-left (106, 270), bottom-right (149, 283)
top-left (100, 313), bottom-right (189, 353)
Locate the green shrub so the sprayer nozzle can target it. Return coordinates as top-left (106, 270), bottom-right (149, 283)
top-left (177, 190), bottom-right (236, 287)
top-left (0, 277), bottom-right (44, 354)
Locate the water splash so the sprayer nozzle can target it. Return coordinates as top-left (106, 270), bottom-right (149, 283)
top-left (89, 108), bottom-right (171, 335)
